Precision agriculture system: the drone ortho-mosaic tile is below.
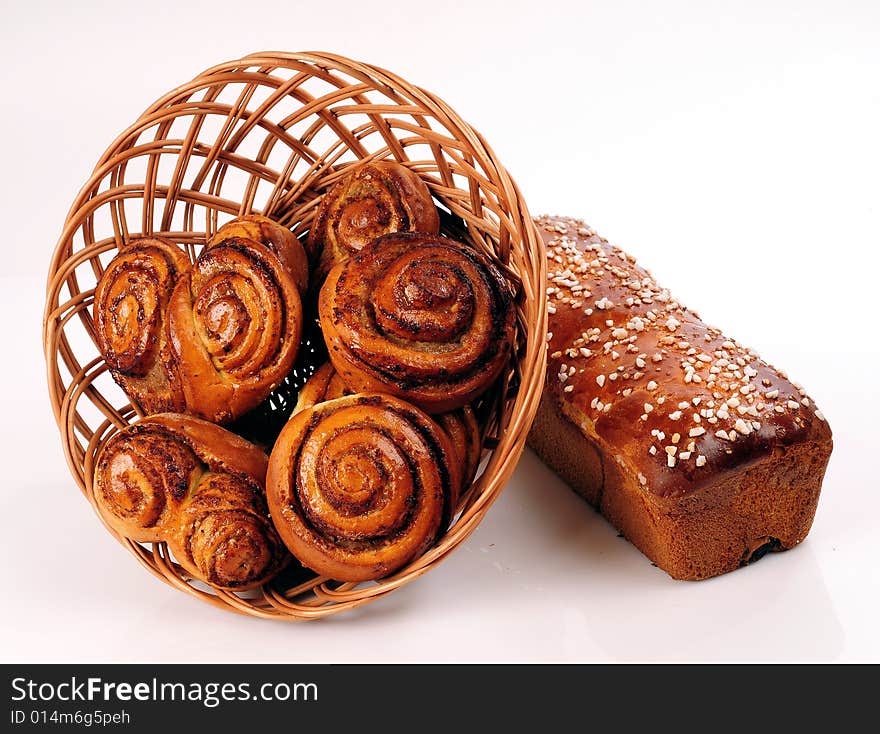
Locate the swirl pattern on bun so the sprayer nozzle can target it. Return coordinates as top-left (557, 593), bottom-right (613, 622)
top-left (295, 363), bottom-right (482, 491)
top-left (209, 214), bottom-right (309, 295)
top-left (309, 160), bottom-right (440, 281)
top-left (168, 236), bottom-right (303, 423)
top-left (319, 232), bottom-right (515, 413)
top-left (267, 394), bottom-right (460, 581)
top-left (93, 237), bottom-right (191, 414)
top-left (93, 414), bottom-right (289, 590)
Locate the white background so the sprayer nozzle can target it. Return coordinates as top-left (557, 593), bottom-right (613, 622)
top-left (1, 0), bottom-right (877, 662)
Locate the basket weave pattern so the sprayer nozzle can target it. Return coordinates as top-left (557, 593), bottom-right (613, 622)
top-left (43, 51), bottom-right (547, 619)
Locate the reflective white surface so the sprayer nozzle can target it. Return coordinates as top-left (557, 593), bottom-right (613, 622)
top-left (1, 0), bottom-right (877, 662)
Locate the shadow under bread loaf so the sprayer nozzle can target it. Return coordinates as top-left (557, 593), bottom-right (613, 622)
top-left (92, 414), bottom-right (289, 590)
top-left (528, 215), bottom-right (832, 580)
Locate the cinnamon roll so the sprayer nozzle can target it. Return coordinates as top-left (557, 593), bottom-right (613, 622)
top-left (309, 160), bottom-right (440, 281)
top-left (296, 363), bottom-right (482, 490)
top-left (319, 232), bottom-right (516, 413)
top-left (435, 406), bottom-right (482, 489)
top-left (93, 237), bottom-right (191, 415)
top-left (266, 394), bottom-right (460, 581)
top-left (93, 414), bottom-right (289, 590)
top-left (293, 362), bottom-right (352, 413)
top-left (209, 214), bottom-right (309, 295)
top-left (167, 236), bottom-right (303, 423)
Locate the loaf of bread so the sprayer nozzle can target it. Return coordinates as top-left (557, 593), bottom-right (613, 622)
top-left (527, 215), bottom-right (832, 580)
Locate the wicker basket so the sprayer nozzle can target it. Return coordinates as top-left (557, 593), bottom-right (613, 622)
top-left (43, 51), bottom-right (547, 620)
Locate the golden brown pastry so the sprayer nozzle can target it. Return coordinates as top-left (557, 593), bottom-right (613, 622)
top-left (167, 235), bottom-right (303, 423)
top-left (293, 362), bottom-right (352, 413)
top-left (209, 214), bottom-right (309, 295)
top-left (435, 407), bottom-right (482, 489)
top-left (93, 414), bottom-right (288, 590)
top-left (528, 215), bottom-right (833, 580)
top-left (266, 394), bottom-right (460, 581)
top-left (309, 160), bottom-right (440, 280)
top-left (319, 232), bottom-right (515, 413)
top-left (93, 237), bottom-right (191, 415)
top-left (295, 362), bottom-right (483, 489)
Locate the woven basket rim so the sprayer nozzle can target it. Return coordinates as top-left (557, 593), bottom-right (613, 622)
top-left (42, 50), bottom-right (548, 620)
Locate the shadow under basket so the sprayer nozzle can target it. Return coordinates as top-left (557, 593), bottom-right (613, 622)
top-left (42, 51), bottom-right (547, 620)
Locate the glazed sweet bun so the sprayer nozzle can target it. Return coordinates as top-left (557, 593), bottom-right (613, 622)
top-left (309, 160), bottom-right (440, 281)
top-left (318, 232), bottom-right (515, 413)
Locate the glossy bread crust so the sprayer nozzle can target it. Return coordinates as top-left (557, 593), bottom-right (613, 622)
top-left (93, 216), bottom-right (307, 424)
top-left (527, 215), bottom-right (833, 579)
top-left (209, 214), bottom-right (309, 295)
top-left (293, 362), bottom-right (352, 413)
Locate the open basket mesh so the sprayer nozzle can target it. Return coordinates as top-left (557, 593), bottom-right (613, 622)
top-left (43, 51), bottom-right (547, 619)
